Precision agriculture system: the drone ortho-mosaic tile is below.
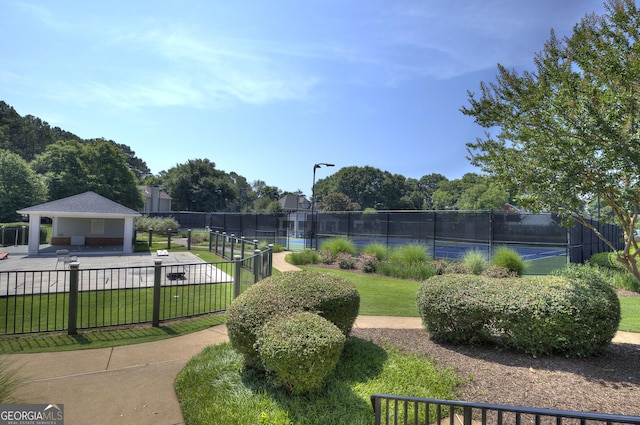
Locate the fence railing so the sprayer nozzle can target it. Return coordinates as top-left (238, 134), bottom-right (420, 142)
top-left (0, 245), bottom-right (272, 336)
top-left (370, 395), bottom-right (640, 425)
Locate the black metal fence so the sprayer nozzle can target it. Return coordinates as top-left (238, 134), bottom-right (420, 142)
top-left (370, 395), bottom-right (640, 425)
top-left (0, 243), bottom-right (272, 336)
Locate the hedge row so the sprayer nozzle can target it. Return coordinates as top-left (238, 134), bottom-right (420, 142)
top-left (416, 271), bottom-right (620, 357)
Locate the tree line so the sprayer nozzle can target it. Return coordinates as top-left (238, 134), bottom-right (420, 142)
top-left (0, 100), bottom-right (508, 222)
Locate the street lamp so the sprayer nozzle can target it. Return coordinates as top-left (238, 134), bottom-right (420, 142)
top-left (311, 162), bottom-right (335, 249)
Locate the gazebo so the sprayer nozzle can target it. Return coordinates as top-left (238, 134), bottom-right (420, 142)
top-left (17, 191), bottom-right (141, 255)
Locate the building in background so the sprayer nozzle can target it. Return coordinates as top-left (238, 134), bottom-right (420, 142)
top-left (139, 186), bottom-right (172, 213)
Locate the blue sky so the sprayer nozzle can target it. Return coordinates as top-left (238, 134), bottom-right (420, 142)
top-left (0, 0), bottom-right (606, 196)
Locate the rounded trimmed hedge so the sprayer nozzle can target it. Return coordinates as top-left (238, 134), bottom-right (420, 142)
top-left (256, 312), bottom-right (346, 395)
top-left (416, 273), bottom-right (620, 357)
top-left (226, 271), bottom-right (360, 368)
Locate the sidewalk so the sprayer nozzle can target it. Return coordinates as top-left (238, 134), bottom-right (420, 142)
top-left (1, 251), bottom-right (638, 425)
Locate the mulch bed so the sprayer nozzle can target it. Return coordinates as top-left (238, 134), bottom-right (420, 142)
top-left (352, 328), bottom-right (640, 417)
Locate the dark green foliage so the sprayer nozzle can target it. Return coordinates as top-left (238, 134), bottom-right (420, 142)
top-left (416, 272), bottom-right (620, 357)
top-left (266, 271), bottom-right (360, 336)
top-left (226, 271), bottom-right (360, 370)
top-left (256, 312), bottom-right (346, 395)
top-left (492, 247), bottom-right (525, 276)
top-left (225, 283), bottom-right (296, 367)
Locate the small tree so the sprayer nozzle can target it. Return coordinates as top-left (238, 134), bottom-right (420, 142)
top-left (0, 149), bottom-right (46, 222)
top-left (462, 0), bottom-right (640, 281)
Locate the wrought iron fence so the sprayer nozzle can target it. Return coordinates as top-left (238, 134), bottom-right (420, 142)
top-left (0, 246), bottom-right (272, 336)
top-left (370, 395), bottom-right (640, 425)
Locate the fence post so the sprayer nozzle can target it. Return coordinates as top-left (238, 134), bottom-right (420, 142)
top-left (152, 259), bottom-right (163, 327)
top-left (209, 230), bottom-right (214, 252)
top-left (253, 249), bottom-right (261, 283)
top-left (148, 228), bottom-right (153, 247)
top-left (187, 228), bottom-right (192, 250)
top-left (222, 232), bottom-right (227, 259)
top-left (68, 262), bottom-right (80, 335)
top-left (253, 239), bottom-right (259, 251)
top-left (230, 234), bottom-right (235, 259)
top-left (215, 231), bottom-right (220, 255)
top-left (233, 255), bottom-right (242, 298)
top-left (268, 244), bottom-right (273, 277)
top-left (241, 237), bottom-right (246, 260)
top-left (168, 229), bottom-right (172, 249)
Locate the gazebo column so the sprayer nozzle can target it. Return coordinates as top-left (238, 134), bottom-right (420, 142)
top-left (123, 217), bottom-right (135, 254)
top-left (27, 214), bottom-right (41, 255)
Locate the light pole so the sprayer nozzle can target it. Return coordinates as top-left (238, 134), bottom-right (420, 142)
top-left (311, 162), bottom-right (335, 249)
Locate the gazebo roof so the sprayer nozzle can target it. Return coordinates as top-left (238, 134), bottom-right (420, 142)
top-left (17, 191), bottom-right (141, 218)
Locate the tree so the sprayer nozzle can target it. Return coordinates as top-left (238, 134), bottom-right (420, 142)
top-left (252, 180), bottom-right (282, 212)
top-left (0, 149), bottom-right (46, 222)
top-left (462, 0), bottom-right (640, 279)
top-left (31, 140), bottom-right (89, 200)
top-left (319, 192), bottom-right (360, 211)
top-left (82, 139), bottom-right (144, 210)
top-left (163, 159), bottom-right (236, 211)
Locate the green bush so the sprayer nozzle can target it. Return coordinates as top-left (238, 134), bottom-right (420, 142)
top-left (358, 253), bottom-right (378, 273)
top-left (226, 283), bottom-right (296, 368)
top-left (389, 244), bottom-right (430, 264)
top-left (256, 312), bottom-right (346, 395)
top-left (362, 243), bottom-right (388, 261)
top-left (226, 271), bottom-right (360, 369)
top-left (135, 215), bottom-right (180, 234)
top-left (481, 264), bottom-right (516, 278)
top-left (286, 250), bottom-right (320, 265)
top-left (269, 271), bottom-right (360, 336)
top-left (337, 252), bottom-right (355, 269)
top-left (588, 252), bottom-right (626, 270)
top-left (462, 250), bottom-right (488, 275)
top-left (416, 272), bottom-right (620, 357)
top-left (319, 237), bottom-right (357, 257)
top-left (492, 247), bottom-right (525, 276)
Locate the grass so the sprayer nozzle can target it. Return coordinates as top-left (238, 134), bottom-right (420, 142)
top-left (619, 296), bottom-right (640, 332)
top-left (175, 338), bottom-right (460, 425)
top-left (300, 266), bottom-right (420, 316)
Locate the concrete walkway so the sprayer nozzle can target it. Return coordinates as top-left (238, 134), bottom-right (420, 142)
top-left (1, 251), bottom-right (638, 425)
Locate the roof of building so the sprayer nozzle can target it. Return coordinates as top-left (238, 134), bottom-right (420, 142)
top-left (139, 185), bottom-right (172, 200)
top-left (17, 191), bottom-right (141, 218)
top-left (279, 194), bottom-right (311, 211)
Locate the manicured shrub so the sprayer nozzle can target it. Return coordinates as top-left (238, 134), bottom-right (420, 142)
top-left (270, 271), bottom-right (360, 336)
top-left (481, 264), bottom-right (516, 278)
top-left (226, 283), bottom-right (296, 367)
top-left (337, 252), bottom-right (355, 269)
top-left (492, 247), bottom-right (525, 276)
top-left (443, 261), bottom-right (472, 275)
top-left (226, 271), bottom-right (360, 369)
top-left (362, 243), bottom-right (388, 261)
top-left (286, 249), bottom-right (320, 265)
top-left (320, 237), bottom-right (357, 257)
top-left (256, 312), bottom-right (346, 395)
top-left (358, 252), bottom-right (378, 273)
top-left (462, 250), bottom-right (488, 275)
top-left (416, 271), bottom-right (620, 357)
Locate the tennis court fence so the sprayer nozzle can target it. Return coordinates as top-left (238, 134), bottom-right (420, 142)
top-left (148, 210), bottom-right (623, 275)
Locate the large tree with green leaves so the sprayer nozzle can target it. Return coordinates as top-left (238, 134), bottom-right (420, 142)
top-left (0, 149), bottom-right (46, 222)
top-left (462, 0), bottom-right (640, 279)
